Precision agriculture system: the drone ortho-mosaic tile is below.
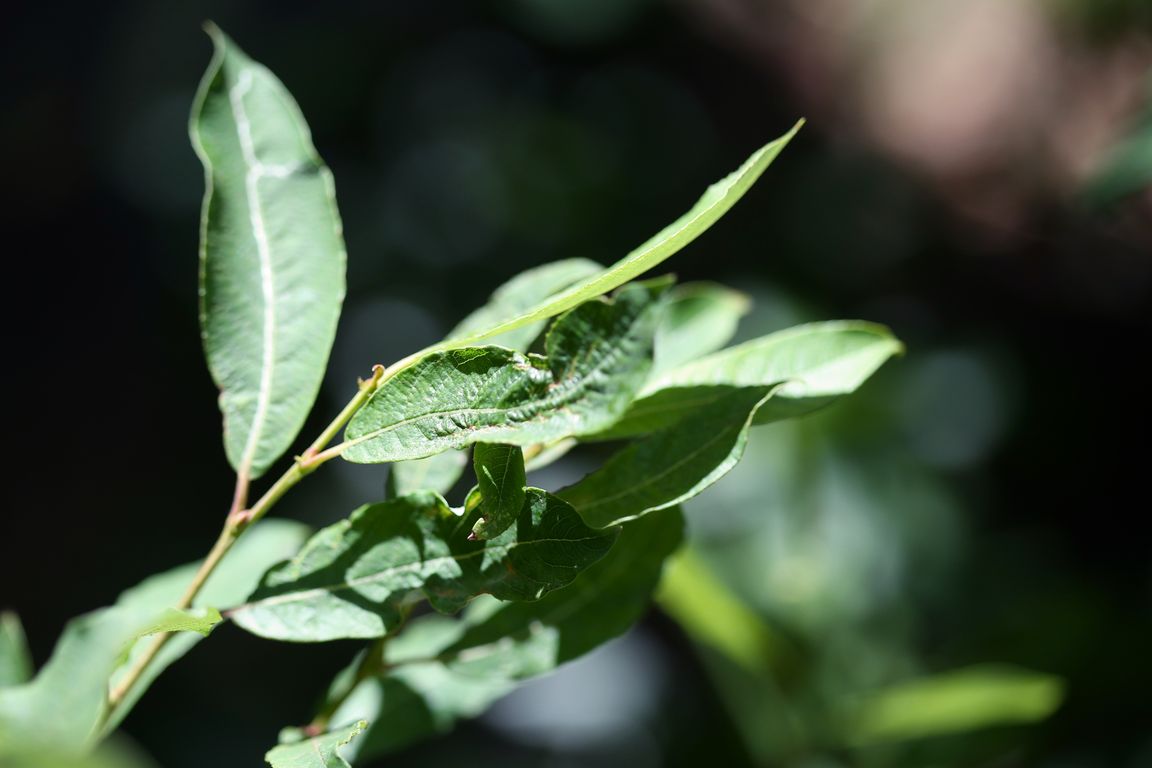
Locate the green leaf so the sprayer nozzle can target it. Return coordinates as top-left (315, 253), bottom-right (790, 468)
top-left (132, 608), bottom-right (222, 639)
top-left (100, 520), bottom-right (311, 736)
top-left (561, 386), bottom-right (778, 529)
top-left (0, 604), bottom-right (225, 754)
top-left (656, 549), bottom-right (780, 675)
top-left (653, 282), bottom-right (750, 375)
top-left (265, 720), bottom-right (366, 768)
top-left (386, 451), bottom-right (468, 498)
top-left (0, 738), bottom-right (158, 768)
top-left (848, 665), bottom-right (1065, 745)
top-left (341, 282), bottom-right (665, 464)
top-left (0, 609), bottom-right (128, 752)
top-left (403, 122), bottom-right (802, 359)
top-left (330, 509), bottom-right (684, 759)
top-left (231, 490), bottom-right (616, 642)
top-left (191, 26), bottom-right (346, 479)
top-left (447, 258), bottom-right (604, 351)
top-left (0, 612), bottom-right (32, 688)
top-left (0, 520), bottom-right (311, 752)
top-left (596, 321), bottom-right (902, 440)
top-left (470, 444), bottom-right (527, 540)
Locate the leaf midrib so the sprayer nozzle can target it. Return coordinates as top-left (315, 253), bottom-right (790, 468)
top-left (228, 67), bottom-right (279, 478)
top-left (348, 316), bottom-right (645, 451)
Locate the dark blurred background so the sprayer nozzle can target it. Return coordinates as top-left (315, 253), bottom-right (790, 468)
top-left (2, 1), bottom-right (1150, 766)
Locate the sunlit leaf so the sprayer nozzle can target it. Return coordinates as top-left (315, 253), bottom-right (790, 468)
top-left (231, 490), bottom-right (616, 642)
top-left (595, 321), bottom-right (902, 440)
top-left (265, 720), bottom-right (366, 768)
top-left (342, 282), bottom-right (664, 464)
top-left (132, 608), bottom-right (222, 639)
top-left (470, 444), bottom-right (527, 540)
top-left (191, 26), bottom-right (346, 479)
top-left (653, 282), bottom-right (749, 375)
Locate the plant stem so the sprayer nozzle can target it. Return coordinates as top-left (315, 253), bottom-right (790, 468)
top-left (103, 366), bottom-right (388, 720)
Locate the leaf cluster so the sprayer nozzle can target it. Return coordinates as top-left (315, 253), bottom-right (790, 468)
top-left (0, 27), bottom-right (910, 768)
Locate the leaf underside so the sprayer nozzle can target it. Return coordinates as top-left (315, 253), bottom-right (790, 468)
top-left (266, 720), bottom-right (367, 768)
top-left (594, 321), bottom-right (903, 440)
top-left (192, 27), bottom-right (346, 479)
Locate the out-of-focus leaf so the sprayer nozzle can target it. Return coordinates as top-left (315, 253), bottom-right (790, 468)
top-left (386, 451), bottom-right (468, 498)
top-left (191, 26), bottom-right (346, 479)
top-left (447, 258), bottom-right (603, 351)
top-left (101, 520), bottom-right (311, 735)
top-left (657, 548), bottom-right (779, 675)
top-left (328, 510), bottom-right (685, 760)
top-left (595, 321), bottom-right (902, 440)
top-left (653, 282), bottom-right (749, 375)
top-left (399, 122), bottom-right (802, 358)
top-left (132, 608), bottom-right (222, 639)
top-left (0, 737), bottom-right (158, 768)
top-left (470, 444), bottom-right (527, 540)
top-left (342, 283), bottom-right (664, 464)
top-left (1084, 77), bottom-right (1152, 206)
top-left (0, 609), bottom-right (129, 753)
top-left (231, 490), bottom-right (616, 642)
top-left (265, 720), bottom-right (366, 768)
top-left (0, 612), bottom-right (32, 688)
top-left (848, 664), bottom-right (1065, 745)
top-left (561, 387), bottom-right (778, 528)
top-left (0, 521), bottom-right (310, 749)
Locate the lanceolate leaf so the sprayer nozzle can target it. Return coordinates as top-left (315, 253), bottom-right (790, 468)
top-left (0, 609), bottom-right (141, 753)
top-left (191, 26), bottom-right (346, 479)
top-left (341, 283), bottom-right (664, 464)
top-left (400, 122), bottom-right (802, 360)
top-left (231, 490), bottom-right (616, 642)
top-left (448, 258), bottom-right (604, 351)
top-left (266, 720), bottom-right (367, 768)
top-left (657, 549), bottom-right (780, 675)
top-left (328, 510), bottom-right (685, 760)
top-left (848, 665), bottom-right (1065, 745)
top-left (0, 520), bottom-right (309, 753)
top-left (0, 612), bottom-right (32, 688)
top-left (100, 520), bottom-right (311, 736)
top-left (470, 444), bottom-right (527, 540)
top-left (561, 386), bottom-right (779, 529)
top-left (595, 321), bottom-right (902, 440)
top-left (653, 282), bottom-right (750, 375)
top-left (386, 451), bottom-right (468, 498)
top-left (132, 608), bottom-right (222, 639)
